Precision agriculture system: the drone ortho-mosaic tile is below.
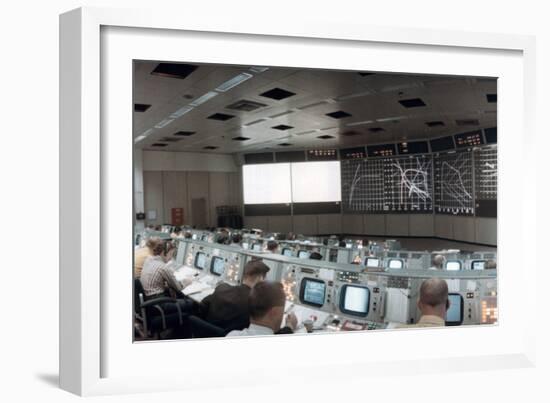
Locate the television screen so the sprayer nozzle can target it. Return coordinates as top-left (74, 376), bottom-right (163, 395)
top-left (339, 285), bottom-right (370, 317)
top-left (365, 257), bottom-right (380, 267)
top-left (253, 243), bottom-right (261, 252)
top-left (242, 163), bottom-right (292, 204)
top-left (298, 250), bottom-right (310, 259)
top-left (282, 248), bottom-right (292, 257)
top-left (192, 234), bottom-right (197, 240)
top-left (241, 242), bottom-right (249, 250)
top-left (388, 259), bottom-right (403, 269)
top-left (194, 252), bottom-right (206, 270)
top-left (210, 256), bottom-right (225, 276)
top-left (445, 260), bottom-right (461, 271)
top-left (300, 278), bottom-right (326, 307)
top-left (445, 293), bottom-right (464, 325)
top-left (471, 260), bottom-right (485, 270)
top-left (290, 161), bottom-right (341, 203)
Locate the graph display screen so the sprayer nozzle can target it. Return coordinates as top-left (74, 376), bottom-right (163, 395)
top-left (434, 151), bottom-right (474, 215)
top-left (341, 159), bottom-right (385, 212)
top-left (474, 146), bottom-right (497, 200)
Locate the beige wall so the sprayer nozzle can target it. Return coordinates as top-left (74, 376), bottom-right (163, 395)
top-left (143, 170), bottom-right (242, 228)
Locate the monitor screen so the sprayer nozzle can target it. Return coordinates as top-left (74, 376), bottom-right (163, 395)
top-left (388, 259), bottom-right (403, 269)
top-left (339, 285), bottom-right (370, 317)
top-left (192, 234), bottom-right (197, 240)
top-left (300, 278), bottom-right (326, 307)
top-left (210, 256), bottom-right (225, 276)
top-left (253, 243), bottom-right (261, 252)
top-left (242, 242), bottom-right (249, 250)
top-left (365, 257), bottom-right (380, 267)
top-left (445, 293), bottom-right (464, 325)
top-left (445, 260), bottom-right (461, 271)
top-left (298, 250), bottom-right (310, 259)
top-left (471, 260), bottom-right (485, 270)
top-left (201, 235), bottom-right (207, 241)
top-left (194, 252), bottom-right (206, 270)
top-left (282, 248), bottom-right (292, 257)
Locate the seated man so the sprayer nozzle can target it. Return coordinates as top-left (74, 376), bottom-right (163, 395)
top-left (429, 254), bottom-right (446, 270)
top-left (266, 240), bottom-right (279, 254)
top-left (140, 240), bottom-right (192, 300)
top-left (226, 281), bottom-right (298, 337)
top-left (399, 278), bottom-right (449, 328)
top-left (198, 260), bottom-right (270, 331)
top-left (309, 251), bottom-right (323, 260)
top-left (134, 237), bottom-right (158, 278)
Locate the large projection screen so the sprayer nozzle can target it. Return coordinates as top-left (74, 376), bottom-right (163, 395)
top-left (242, 163), bottom-right (292, 204)
top-left (291, 161), bottom-right (342, 203)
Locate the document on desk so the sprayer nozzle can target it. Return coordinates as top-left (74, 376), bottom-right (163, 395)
top-left (182, 282), bottom-right (211, 295)
top-left (174, 266), bottom-right (198, 281)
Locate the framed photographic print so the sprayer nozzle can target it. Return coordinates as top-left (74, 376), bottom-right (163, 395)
top-left (60, 6), bottom-right (537, 396)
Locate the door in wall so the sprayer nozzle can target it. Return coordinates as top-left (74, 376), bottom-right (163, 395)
top-left (191, 198), bottom-right (207, 228)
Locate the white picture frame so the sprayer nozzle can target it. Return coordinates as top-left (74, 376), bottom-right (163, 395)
top-left (60, 6), bottom-right (537, 396)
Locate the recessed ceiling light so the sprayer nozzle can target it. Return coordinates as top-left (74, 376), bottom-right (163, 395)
top-left (295, 130), bottom-right (317, 136)
top-left (215, 73), bottom-right (253, 92)
top-left (207, 113), bottom-right (235, 121)
top-left (134, 104), bottom-right (151, 112)
top-left (189, 91), bottom-right (218, 107)
top-left (271, 124), bottom-right (293, 131)
top-left (154, 118), bottom-right (174, 129)
top-left (249, 66), bottom-right (269, 73)
top-left (335, 90), bottom-right (372, 101)
top-left (243, 118), bottom-right (267, 127)
top-left (169, 105), bottom-right (194, 119)
top-left (269, 110), bottom-right (294, 119)
top-left (345, 120), bottom-right (373, 127)
top-left (173, 131), bottom-right (196, 136)
top-left (376, 116), bottom-right (406, 123)
top-left (134, 135), bottom-right (147, 144)
top-left (326, 110), bottom-right (352, 119)
top-left (260, 87), bottom-right (296, 101)
top-left (398, 98), bottom-right (426, 108)
top-left (151, 63), bottom-right (198, 79)
top-left (296, 101), bottom-right (327, 110)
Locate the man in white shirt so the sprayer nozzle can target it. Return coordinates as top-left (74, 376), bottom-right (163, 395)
top-left (226, 281), bottom-right (297, 337)
top-left (394, 278), bottom-right (449, 328)
top-left (429, 254), bottom-right (446, 270)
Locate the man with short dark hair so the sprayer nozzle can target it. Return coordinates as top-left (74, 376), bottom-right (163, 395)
top-left (226, 281), bottom-right (297, 337)
top-left (266, 240), bottom-right (278, 253)
top-left (198, 260), bottom-right (270, 331)
top-left (429, 254), bottom-right (446, 270)
top-left (231, 233), bottom-right (243, 246)
top-left (309, 251), bottom-right (323, 260)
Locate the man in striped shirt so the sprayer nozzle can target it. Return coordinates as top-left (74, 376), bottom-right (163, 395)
top-left (140, 240), bottom-right (192, 299)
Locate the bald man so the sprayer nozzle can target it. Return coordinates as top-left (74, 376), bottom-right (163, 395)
top-left (414, 278), bottom-right (450, 327)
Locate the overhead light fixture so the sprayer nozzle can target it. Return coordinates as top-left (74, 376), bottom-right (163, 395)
top-left (335, 90), bottom-right (372, 101)
top-left (154, 118), bottom-right (174, 129)
top-left (169, 105), bottom-right (194, 119)
top-left (215, 72), bottom-right (253, 92)
top-left (345, 120), bottom-right (373, 127)
top-left (375, 116), bottom-right (406, 123)
top-left (134, 135), bottom-right (147, 144)
top-left (189, 91), bottom-right (218, 107)
top-left (249, 66), bottom-right (269, 73)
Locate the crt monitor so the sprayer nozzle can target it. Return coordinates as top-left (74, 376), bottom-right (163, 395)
top-left (364, 257), bottom-right (380, 267)
top-left (297, 250), bottom-right (310, 259)
top-left (445, 293), bottom-right (464, 326)
top-left (210, 256), bottom-right (225, 276)
top-left (252, 243), bottom-right (262, 252)
top-left (471, 260), bottom-right (485, 270)
top-left (339, 284), bottom-right (370, 317)
top-left (242, 242), bottom-right (249, 250)
top-left (387, 258), bottom-right (404, 269)
top-left (299, 278), bottom-right (326, 308)
top-left (194, 252), bottom-right (206, 270)
top-left (282, 248), bottom-right (292, 257)
top-left (192, 234), bottom-right (197, 240)
top-left (445, 260), bottom-right (462, 271)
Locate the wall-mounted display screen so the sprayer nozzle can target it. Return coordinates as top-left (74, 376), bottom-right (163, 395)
top-left (339, 285), bottom-right (370, 317)
top-left (290, 161), bottom-right (341, 203)
top-left (210, 256), bottom-right (225, 276)
top-left (194, 252), bottom-right (206, 270)
top-left (300, 278), bottom-right (326, 307)
top-left (445, 293), bottom-right (464, 325)
top-left (242, 163), bottom-right (292, 204)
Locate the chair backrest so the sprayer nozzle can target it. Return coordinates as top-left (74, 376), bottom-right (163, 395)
top-left (189, 315), bottom-right (226, 338)
top-left (134, 278), bottom-right (145, 315)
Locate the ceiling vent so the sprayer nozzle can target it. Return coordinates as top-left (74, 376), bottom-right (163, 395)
top-left (272, 124), bottom-right (294, 131)
top-left (226, 99), bottom-right (268, 112)
top-left (151, 63), bottom-right (198, 79)
top-left (134, 104), bottom-right (151, 112)
top-left (207, 113), bottom-right (235, 121)
top-left (260, 87), bottom-right (296, 100)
